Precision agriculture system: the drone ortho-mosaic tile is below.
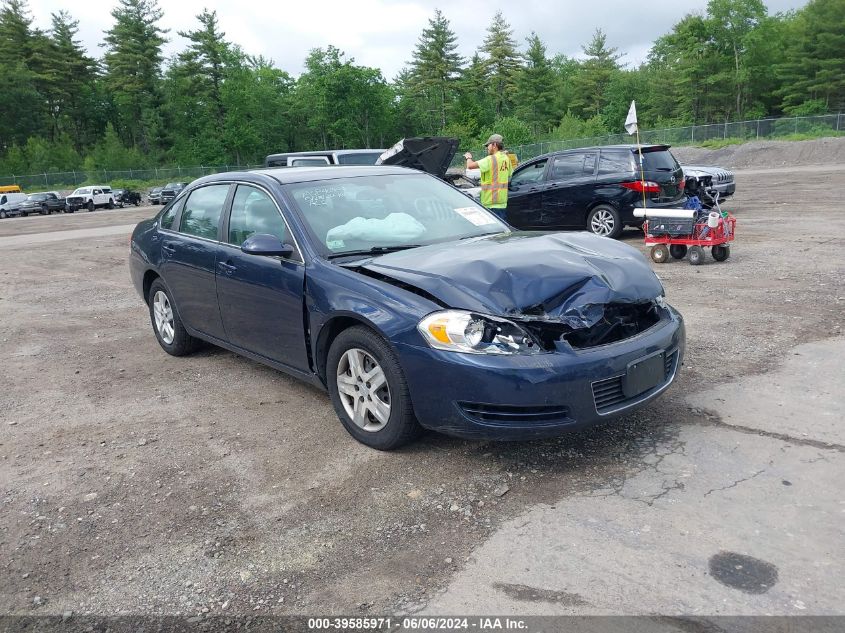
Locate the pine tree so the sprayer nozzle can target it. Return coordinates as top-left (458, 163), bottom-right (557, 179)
top-left (776, 0), bottom-right (845, 113)
top-left (480, 11), bottom-right (521, 117)
top-left (103, 0), bottom-right (168, 153)
top-left (177, 10), bottom-right (231, 130)
top-left (570, 29), bottom-right (623, 118)
top-left (515, 33), bottom-right (557, 136)
top-left (0, 0), bottom-right (32, 65)
top-left (409, 9), bottom-right (463, 131)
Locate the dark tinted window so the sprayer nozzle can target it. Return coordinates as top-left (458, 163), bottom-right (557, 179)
top-left (159, 198), bottom-right (183, 230)
top-left (549, 153), bottom-right (595, 179)
top-left (599, 151), bottom-right (634, 175)
top-left (179, 185), bottom-right (229, 240)
top-left (641, 149), bottom-right (680, 171)
top-left (511, 159), bottom-right (548, 186)
top-left (337, 152), bottom-right (382, 165)
top-left (227, 185), bottom-right (288, 246)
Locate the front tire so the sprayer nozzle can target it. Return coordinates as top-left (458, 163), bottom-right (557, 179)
top-left (0, 211), bottom-right (7, 219)
top-left (87, 201), bottom-right (94, 212)
top-left (327, 326), bottom-right (421, 450)
top-left (688, 245), bottom-right (705, 266)
top-left (587, 205), bottom-right (623, 239)
top-left (650, 244), bottom-right (669, 263)
top-left (147, 279), bottom-right (200, 356)
top-left (41, 204), bottom-right (49, 215)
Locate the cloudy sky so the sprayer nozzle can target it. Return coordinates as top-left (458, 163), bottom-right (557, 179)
top-left (29, 0), bottom-right (808, 80)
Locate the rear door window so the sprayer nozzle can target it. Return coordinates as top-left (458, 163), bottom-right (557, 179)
top-left (179, 185), bottom-right (230, 240)
top-left (511, 159), bottom-right (548, 186)
top-left (599, 152), bottom-right (634, 175)
top-left (549, 153), bottom-right (595, 180)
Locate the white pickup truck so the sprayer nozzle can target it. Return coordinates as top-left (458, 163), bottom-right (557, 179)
top-left (65, 186), bottom-right (116, 213)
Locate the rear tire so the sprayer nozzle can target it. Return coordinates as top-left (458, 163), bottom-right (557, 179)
top-left (147, 279), bottom-right (200, 357)
top-left (688, 245), bottom-right (705, 266)
top-left (650, 244), bottom-right (669, 263)
top-left (669, 245), bottom-right (688, 259)
top-left (0, 211), bottom-right (6, 219)
top-left (587, 205), bottom-right (623, 239)
top-left (326, 326), bottom-right (422, 450)
top-left (108, 199), bottom-right (115, 209)
top-left (712, 245), bottom-right (730, 261)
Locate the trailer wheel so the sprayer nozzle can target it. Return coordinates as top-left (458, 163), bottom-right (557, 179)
top-left (712, 245), bottom-right (730, 262)
top-left (650, 244), bottom-right (669, 263)
top-left (688, 246), bottom-right (705, 266)
top-left (669, 245), bottom-right (688, 259)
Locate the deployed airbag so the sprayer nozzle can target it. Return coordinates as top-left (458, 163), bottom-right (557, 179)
top-left (326, 213), bottom-right (426, 243)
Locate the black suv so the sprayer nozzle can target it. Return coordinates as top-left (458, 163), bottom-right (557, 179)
top-left (505, 144), bottom-right (685, 238)
top-left (160, 182), bottom-right (188, 204)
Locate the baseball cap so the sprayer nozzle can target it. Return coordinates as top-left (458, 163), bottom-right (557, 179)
top-left (484, 134), bottom-right (504, 147)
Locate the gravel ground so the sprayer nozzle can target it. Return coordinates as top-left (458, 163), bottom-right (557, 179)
top-left (0, 164), bottom-right (843, 617)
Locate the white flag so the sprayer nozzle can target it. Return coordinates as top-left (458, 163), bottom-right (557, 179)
top-left (625, 100), bottom-right (638, 135)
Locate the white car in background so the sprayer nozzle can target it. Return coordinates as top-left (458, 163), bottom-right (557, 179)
top-left (65, 186), bottom-right (116, 212)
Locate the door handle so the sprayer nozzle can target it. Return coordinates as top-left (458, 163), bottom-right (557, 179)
top-left (218, 261), bottom-right (237, 275)
top-left (161, 243), bottom-right (176, 254)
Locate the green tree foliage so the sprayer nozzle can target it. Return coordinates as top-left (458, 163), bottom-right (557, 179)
top-left (1, 3), bottom-right (843, 178)
top-left (776, 0), bottom-right (845, 113)
top-left (570, 29), bottom-right (623, 118)
top-left (480, 11), bottom-right (521, 117)
top-left (515, 33), bottom-right (557, 136)
top-left (408, 9), bottom-right (463, 132)
top-left (103, 0), bottom-right (167, 152)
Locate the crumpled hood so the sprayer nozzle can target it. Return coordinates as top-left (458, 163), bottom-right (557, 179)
top-left (357, 232), bottom-right (664, 329)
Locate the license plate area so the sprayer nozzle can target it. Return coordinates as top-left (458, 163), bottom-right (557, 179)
top-left (623, 352), bottom-right (665, 398)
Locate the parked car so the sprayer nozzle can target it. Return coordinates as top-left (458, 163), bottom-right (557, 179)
top-left (0, 191), bottom-right (27, 218)
top-left (265, 149), bottom-right (385, 168)
top-left (66, 186), bottom-right (116, 212)
top-left (17, 192), bottom-right (66, 216)
top-left (682, 165), bottom-right (735, 198)
top-left (160, 182), bottom-right (188, 204)
top-left (504, 144), bottom-right (686, 239)
top-left (130, 166), bottom-right (685, 450)
top-left (114, 189), bottom-right (142, 207)
top-left (148, 187), bottom-right (164, 205)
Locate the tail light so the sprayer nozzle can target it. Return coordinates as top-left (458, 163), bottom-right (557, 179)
top-left (621, 180), bottom-right (661, 193)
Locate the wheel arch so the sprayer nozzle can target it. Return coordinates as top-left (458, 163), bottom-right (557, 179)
top-left (142, 269), bottom-right (161, 305)
top-left (314, 314), bottom-right (383, 387)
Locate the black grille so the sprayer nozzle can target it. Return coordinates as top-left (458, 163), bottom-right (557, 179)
top-left (592, 349), bottom-right (678, 414)
top-left (458, 402), bottom-right (571, 425)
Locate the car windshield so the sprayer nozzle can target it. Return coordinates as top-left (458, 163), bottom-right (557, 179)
top-left (336, 152), bottom-right (382, 166)
top-left (286, 173), bottom-right (508, 256)
top-left (27, 194), bottom-right (47, 201)
top-left (72, 188), bottom-right (89, 195)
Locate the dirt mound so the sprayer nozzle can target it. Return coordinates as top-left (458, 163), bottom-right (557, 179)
top-left (672, 136), bottom-right (845, 170)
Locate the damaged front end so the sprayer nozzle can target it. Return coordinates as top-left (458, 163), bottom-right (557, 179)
top-left (515, 300), bottom-right (664, 351)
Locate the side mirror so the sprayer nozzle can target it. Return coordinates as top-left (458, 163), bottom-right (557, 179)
top-left (241, 233), bottom-right (294, 258)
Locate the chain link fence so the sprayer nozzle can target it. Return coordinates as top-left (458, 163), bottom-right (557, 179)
top-left (3, 113), bottom-right (843, 189)
top-left (507, 113), bottom-right (844, 163)
top-left (1, 164), bottom-right (264, 192)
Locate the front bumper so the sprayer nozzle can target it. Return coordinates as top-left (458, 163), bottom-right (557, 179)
top-left (396, 308), bottom-right (685, 440)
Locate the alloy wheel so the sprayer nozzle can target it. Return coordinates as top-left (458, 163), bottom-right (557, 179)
top-left (152, 290), bottom-right (175, 344)
top-left (336, 348), bottom-right (391, 432)
top-left (590, 209), bottom-right (615, 236)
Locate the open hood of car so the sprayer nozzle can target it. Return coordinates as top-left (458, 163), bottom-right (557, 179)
top-left (377, 137), bottom-right (460, 179)
top-left (355, 232), bottom-right (664, 329)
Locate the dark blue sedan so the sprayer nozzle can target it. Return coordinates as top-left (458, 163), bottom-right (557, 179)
top-left (130, 166), bottom-right (685, 449)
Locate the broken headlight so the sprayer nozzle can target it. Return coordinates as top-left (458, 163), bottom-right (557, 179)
top-left (418, 310), bottom-right (543, 355)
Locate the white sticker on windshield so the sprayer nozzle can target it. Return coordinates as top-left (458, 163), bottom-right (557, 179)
top-left (326, 239), bottom-right (346, 250)
top-left (454, 206), bottom-right (495, 226)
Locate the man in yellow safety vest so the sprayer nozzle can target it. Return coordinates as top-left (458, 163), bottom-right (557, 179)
top-left (464, 134), bottom-right (512, 221)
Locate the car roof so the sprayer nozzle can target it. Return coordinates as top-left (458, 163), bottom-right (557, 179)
top-left (518, 144), bottom-right (671, 166)
top-left (180, 166), bottom-right (424, 191)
